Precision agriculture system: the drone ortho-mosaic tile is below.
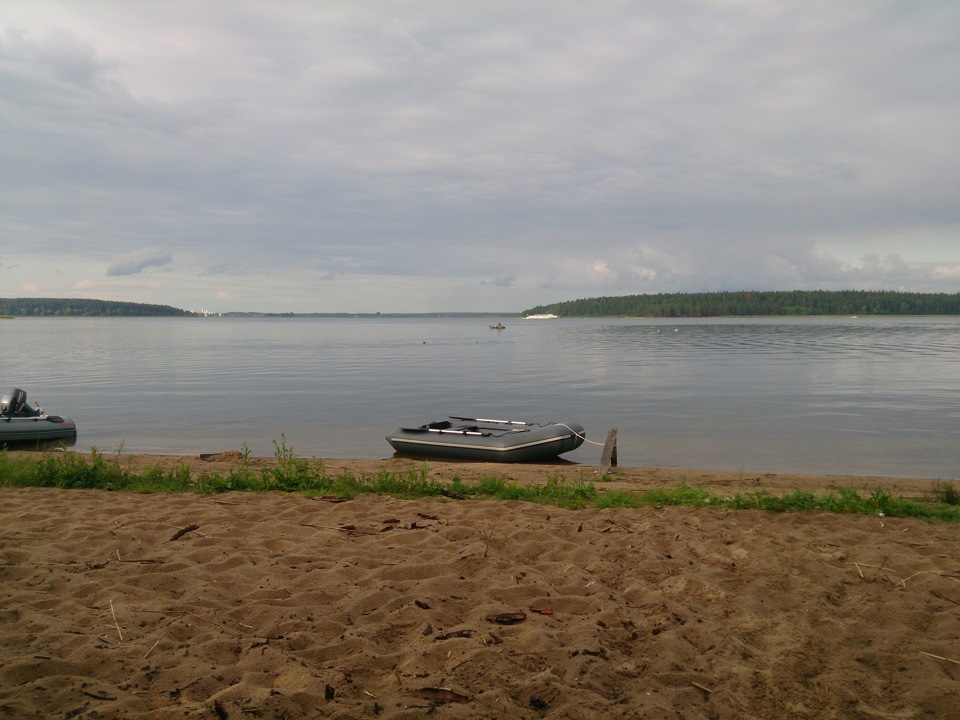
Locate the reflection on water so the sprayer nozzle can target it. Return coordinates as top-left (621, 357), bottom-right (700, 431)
top-left (7, 316), bottom-right (959, 478)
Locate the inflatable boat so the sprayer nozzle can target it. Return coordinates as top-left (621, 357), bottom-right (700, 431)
top-left (0, 388), bottom-right (77, 448)
top-left (386, 416), bottom-right (585, 462)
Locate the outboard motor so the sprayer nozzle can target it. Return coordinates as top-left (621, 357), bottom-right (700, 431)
top-left (1, 388), bottom-right (30, 416)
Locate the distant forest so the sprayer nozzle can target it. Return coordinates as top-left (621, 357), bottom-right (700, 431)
top-left (0, 298), bottom-right (193, 317)
top-left (523, 290), bottom-right (960, 318)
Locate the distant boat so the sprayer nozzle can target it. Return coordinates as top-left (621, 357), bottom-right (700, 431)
top-left (489, 322), bottom-right (505, 330)
top-left (524, 313), bottom-right (558, 319)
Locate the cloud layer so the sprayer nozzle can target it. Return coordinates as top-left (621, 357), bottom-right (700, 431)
top-left (2, 2), bottom-right (958, 312)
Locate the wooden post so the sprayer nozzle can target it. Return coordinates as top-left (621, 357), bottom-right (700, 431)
top-left (599, 428), bottom-right (618, 473)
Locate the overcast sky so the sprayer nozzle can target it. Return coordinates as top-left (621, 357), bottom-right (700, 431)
top-left (2, 1), bottom-right (958, 313)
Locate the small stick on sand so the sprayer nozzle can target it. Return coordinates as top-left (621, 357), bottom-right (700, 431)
top-left (118, 558), bottom-right (164, 564)
top-left (168, 524), bottom-right (200, 541)
top-left (109, 599), bottom-right (123, 643)
top-left (920, 651), bottom-right (960, 666)
top-left (848, 562), bottom-right (895, 573)
top-left (143, 633), bottom-right (164, 658)
top-left (299, 522), bottom-right (377, 535)
top-left (691, 681), bottom-right (713, 694)
top-left (931, 590), bottom-right (960, 606)
top-left (895, 570), bottom-right (941, 589)
top-left (80, 689), bottom-right (116, 701)
top-left (182, 611), bottom-right (234, 633)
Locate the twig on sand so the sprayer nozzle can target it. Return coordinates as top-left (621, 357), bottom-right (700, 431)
top-left (129, 607), bottom-right (254, 632)
top-left (931, 590), bottom-right (960, 606)
top-left (851, 562), bottom-right (957, 590)
top-left (143, 633), bottom-right (165, 658)
top-left (109, 599), bottom-right (123, 643)
top-left (895, 570), bottom-right (947, 589)
top-left (168, 524), bottom-right (201, 541)
top-left (300, 522), bottom-right (378, 536)
top-left (920, 651), bottom-right (960, 666)
top-left (691, 681), bottom-right (713, 694)
top-left (182, 611), bottom-right (237, 633)
top-left (848, 562), bottom-right (895, 574)
top-left (80, 689), bottom-right (117, 701)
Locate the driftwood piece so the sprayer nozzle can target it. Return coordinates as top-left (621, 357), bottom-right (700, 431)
top-left (599, 428), bottom-right (618, 471)
top-left (169, 524), bottom-right (199, 542)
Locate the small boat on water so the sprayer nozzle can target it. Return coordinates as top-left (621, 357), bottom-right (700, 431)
top-left (489, 322), bottom-right (506, 330)
top-left (0, 388), bottom-right (77, 448)
top-left (386, 416), bottom-right (585, 462)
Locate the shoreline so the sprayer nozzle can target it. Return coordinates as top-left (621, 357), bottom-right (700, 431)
top-left (10, 450), bottom-right (947, 500)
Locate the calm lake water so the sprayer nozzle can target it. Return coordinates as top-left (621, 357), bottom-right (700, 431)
top-left (4, 316), bottom-right (959, 478)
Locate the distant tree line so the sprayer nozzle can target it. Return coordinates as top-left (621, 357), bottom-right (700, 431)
top-left (523, 290), bottom-right (960, 318)
top-left (0, 298), bottom-right (194, 317)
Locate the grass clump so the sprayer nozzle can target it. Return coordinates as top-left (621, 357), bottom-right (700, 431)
top-left (930, 480), bottom-right (960, 506)
top-left (5, 448), bottom-right (134, 491)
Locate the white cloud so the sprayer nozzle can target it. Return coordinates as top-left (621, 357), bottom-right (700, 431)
top-left (933, 265), bottom-right (960, 280)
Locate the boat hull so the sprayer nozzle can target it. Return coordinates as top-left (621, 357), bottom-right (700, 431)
top-left (0, 416), bottom-right (78, 449)
top-left (386, 418), bottom-right (585, 462)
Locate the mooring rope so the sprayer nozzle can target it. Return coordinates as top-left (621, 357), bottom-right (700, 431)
top-left (554, 422), bottom-right (605, 447)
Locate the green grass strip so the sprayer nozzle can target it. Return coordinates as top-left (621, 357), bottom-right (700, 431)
top-left (1, 449), bottom-right (958, 522)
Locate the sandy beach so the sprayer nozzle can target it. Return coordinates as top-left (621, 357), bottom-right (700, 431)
top-left (1, 455), bottom-right (959, 719)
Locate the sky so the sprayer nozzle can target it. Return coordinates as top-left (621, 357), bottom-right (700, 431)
top-left (2, 1), bottom-right (958, 313)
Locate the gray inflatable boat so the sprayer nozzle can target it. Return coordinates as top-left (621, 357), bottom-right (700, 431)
top-left (0, 388), bottom-right (77, 448)
top-left (386, 416), bottom-right (585, 462)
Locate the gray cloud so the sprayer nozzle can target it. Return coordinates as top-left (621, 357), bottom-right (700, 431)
top-left (106, 249), bottom-right (173, 276)
top-left (481, 274), bottom-right (516, 288)
top-left (1, 2), bottom-right (958, 311)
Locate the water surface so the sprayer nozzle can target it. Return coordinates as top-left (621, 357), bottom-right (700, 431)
top-left (6, 316), bottom-right (958, 478)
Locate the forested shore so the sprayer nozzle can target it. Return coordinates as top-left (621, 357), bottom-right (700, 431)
top-left (5, 290), bottom-right (959, 318)
top-left (523, 290), bottom-right (960, 317)
top-left (0, 298), bottom-right (193, 317)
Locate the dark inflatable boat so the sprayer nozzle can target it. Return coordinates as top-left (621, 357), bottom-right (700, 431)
top-left (0, 388), bottom-right (77, 448)
top-left (386, 416), bottom-right (585, 462)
